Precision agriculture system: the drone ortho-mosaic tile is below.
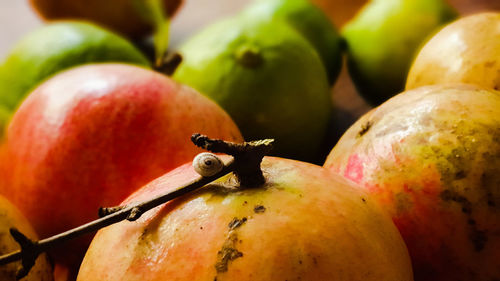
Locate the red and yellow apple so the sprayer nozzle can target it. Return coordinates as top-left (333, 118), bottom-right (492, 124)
top-left (324, 84), bottom-right (500, 281)
top-left (29, 0), bottom-right (183, 38)
top-left (77, 156), bottom-right (413, 281)
top-left (0, 63), bottom-right (243, 275)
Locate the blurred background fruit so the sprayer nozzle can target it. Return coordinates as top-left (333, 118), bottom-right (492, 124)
top-left (174, 17), bottom-right (332, 163)
top-left (29, 0), bottom-right (183, 38)
top-left (406, 12), bottom-right (500, 91)
top-left (310, 0), bottom-right (368, 27)
top-left (0, 105), bottom-right (10, 138)
top-left (0, 21), bottom-right (150, 113)
top-left (0, 195), bottom-right (53, 281)
top-left (448, 0), bottom-right (500, 14)
top-left (242, 0), bottom-right (343, 84)
top-left (342, 0), bottom-right (457, 106)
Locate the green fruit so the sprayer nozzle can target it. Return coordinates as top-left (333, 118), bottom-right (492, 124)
top-left (174, 17), bottom-right (332, 163)
top-left (242, 0), bottom-right (343, 84)
top-left (343, 0), bottom-right (457, 105)
top-left (0, 21), bottom-right (150, 111)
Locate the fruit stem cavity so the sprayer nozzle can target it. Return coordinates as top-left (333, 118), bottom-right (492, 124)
top-left (235, 45), bottom-right (264, 68)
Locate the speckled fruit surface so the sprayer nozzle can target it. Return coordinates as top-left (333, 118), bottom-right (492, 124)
top-left (77, 156), bottom-right (413, 281)
top-left (325, 84), bottom-right (500, 281)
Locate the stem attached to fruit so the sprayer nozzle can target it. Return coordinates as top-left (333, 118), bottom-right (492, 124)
top-left (191, 133), bottom-right (274, 187)
top-left (0, 134), bottom-right (273, 279)
top-left (155, 51), bottom-right (183, 76)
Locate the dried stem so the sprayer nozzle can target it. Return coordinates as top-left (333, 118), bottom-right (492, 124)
top-left (0, 134), bottom-right (273, 279)
top-left (154, 51), bottom-right (183, 75)
top-left (191, 133), bottom-right (274, 187)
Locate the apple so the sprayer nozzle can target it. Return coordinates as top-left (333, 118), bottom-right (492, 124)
top-left (29, 0), bottom-right (183, 38)
top-left (324, 84), bottom-right (500, 281)
top-left (0, 195), bottom-right (53, 281)
top-left (406, 12), bottom-right (500, 91)
top-left (0, 63), bottom-right (243, 276)
top-left (77, 156), bottom-right (413, 281)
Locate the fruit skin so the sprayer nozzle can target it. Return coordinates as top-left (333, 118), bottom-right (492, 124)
top-left (324, 84), bottom-right (500, 281)
top-left (342, 0), bottom-right (457, 106)
top-left (0, 195), bottom-right (53, 281)
top-left (310, 0), bottom-right (368, 27)
top-left (448, 0), bottom-right (500, 15)
top-left (242, 0), bottom-right (344, 84)
top-left (0, 105), bottom-right (10, 139)
top-left (0, 64), bottom-right (243, 271)
top-left (29, 0), bottom-right (183, 38)
top-left (77, 156), bottom-right (413, 281)
top-left (0, 21), bottom-right (150, 112)
top-left (406, 12), bottom-right (500, 91)
top-left (174, 18), bottom-right (332, 163)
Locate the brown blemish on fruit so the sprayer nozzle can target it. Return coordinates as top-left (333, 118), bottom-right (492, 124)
top-left (228, 217), bottom-right (247, 230)
top-left (484, 61), bottom-right (495, 68)
top-left (254, 205), bottom-right (266, 213)
top-left (214, 217), bottom-right (247, 276)
top-left (470, 228), bottom-right (488, 252)
top-left (215, 232), bottom-right (244, 273)
top-left (440, 190), bottom-right (472, 214)
top-left (441, 189), bottom-right (489, 252)
top-left (357, 120), bottom-right (373, 138)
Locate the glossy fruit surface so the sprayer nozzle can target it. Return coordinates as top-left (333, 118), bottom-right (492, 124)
top-left (0, 21), bottom-right (150, 112)
top-left (324, 84), bottom-right (500, 281)
top-left (0, 195), bottom-right (53, 281)
top-left (0, 63), bottom-right (243, 270)
top-left (242, 0), bottom-right (343, 84)
top-left (342, 0), bottom-right (456, 105)
top-left (77, 156), bottom-right (413, 281)
top-left (174, 18), bottom-right (332, 163)
top-left (29, 0), bottom-right (183, 38)
top-left (406, 12), bottom-right (500, 91)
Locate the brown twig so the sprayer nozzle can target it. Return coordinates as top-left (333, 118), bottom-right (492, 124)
top-left (191, 133), bottom-right (274, 187)
top-left (0, 134), bottom-right (274, 279)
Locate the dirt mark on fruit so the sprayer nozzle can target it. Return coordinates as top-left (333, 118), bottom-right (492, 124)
top-left (254, 205), bottom-right (266, 213)
top-left (440, 189), bottom-right (489, 251)
top-left (357, 120), bottom-right (373, 138)
top-left (215, 217), bottom-right (247, 276)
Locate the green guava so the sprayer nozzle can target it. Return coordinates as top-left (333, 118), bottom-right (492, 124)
top-left (342, 0), bottom-right (457, 105)
top-left (241, 0), bottom-right (344, 84)
top-left (173, 17), bottom-right (332, 163)
top-left (0, 20), bottom-right (150, 111)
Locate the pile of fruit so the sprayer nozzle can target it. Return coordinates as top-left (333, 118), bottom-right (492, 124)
top-left (0, 0), bottom-right (498, 280)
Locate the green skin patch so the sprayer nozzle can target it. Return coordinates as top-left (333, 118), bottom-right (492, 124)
top-left (342, 0), bottom-right (457, 105)
top-left (241, 0), bottom-right (344, 84)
